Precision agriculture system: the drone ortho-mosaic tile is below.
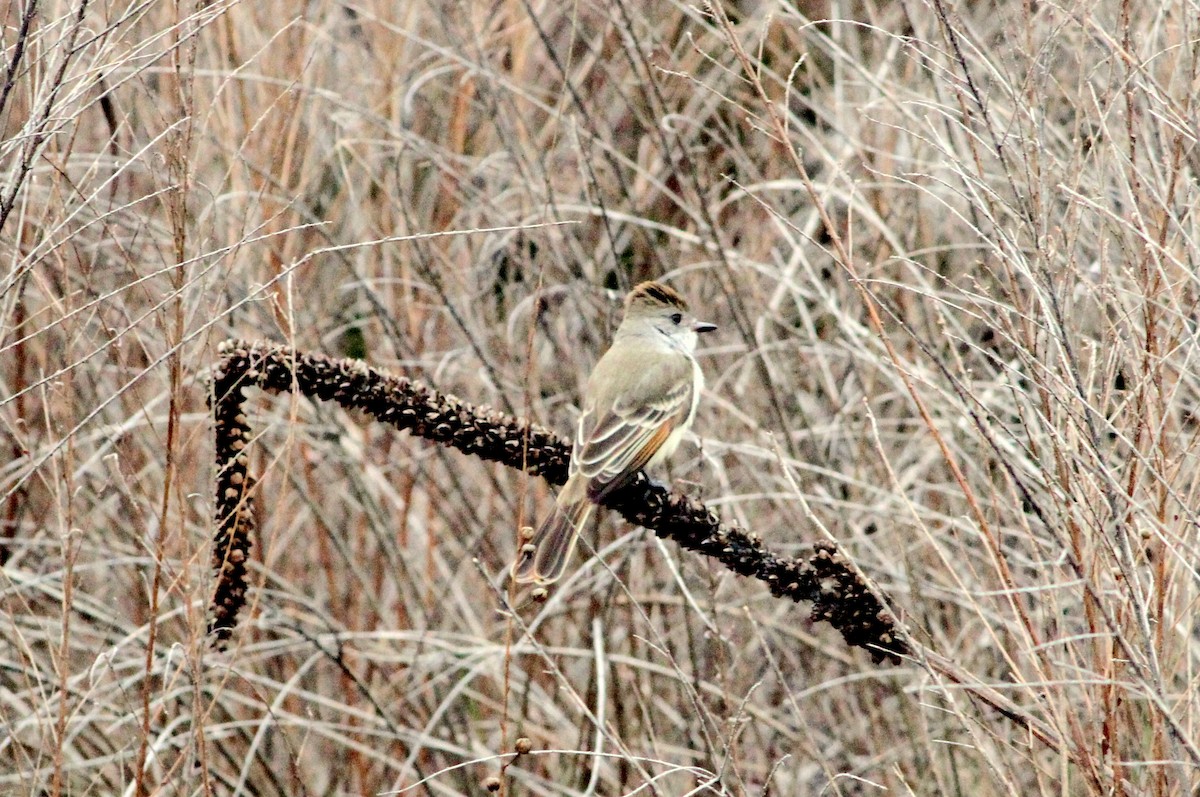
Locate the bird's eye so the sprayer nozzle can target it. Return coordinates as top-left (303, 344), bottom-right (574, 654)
top-left (670, 313), bottom-right (683, 325)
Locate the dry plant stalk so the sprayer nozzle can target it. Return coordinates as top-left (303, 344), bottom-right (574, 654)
top-left (208, 338), bottom-right (906, 662)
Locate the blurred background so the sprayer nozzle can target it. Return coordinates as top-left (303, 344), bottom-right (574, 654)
top-left (2, 0), bottom-right (1198, 794)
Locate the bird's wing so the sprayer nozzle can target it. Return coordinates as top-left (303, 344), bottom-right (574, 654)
top-left (571, 352), bottom-right (694, 503)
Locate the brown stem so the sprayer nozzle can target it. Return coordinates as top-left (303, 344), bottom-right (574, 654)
top-left (208, 339), bottom-right (906, 664)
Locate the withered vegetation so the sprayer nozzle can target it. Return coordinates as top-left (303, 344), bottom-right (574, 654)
top-left (2, 0), bottom-right (1198, 794)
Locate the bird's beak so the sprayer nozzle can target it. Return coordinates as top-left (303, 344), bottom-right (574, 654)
top-left (692, 320), bottom-right (718, 334)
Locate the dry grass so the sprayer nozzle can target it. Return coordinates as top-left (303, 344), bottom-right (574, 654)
top-left (3, 0), bottom-right (1199, 794)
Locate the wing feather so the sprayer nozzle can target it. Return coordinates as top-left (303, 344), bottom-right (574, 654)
top-left (569, 353), bottom-right (695, 502)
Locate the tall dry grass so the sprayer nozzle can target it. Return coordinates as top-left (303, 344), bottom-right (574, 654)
top-left (2, 0), bottom-right (1198, 794)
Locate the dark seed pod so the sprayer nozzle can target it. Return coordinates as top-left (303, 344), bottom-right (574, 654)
top-left (205, 339), bottom-right (906, 663)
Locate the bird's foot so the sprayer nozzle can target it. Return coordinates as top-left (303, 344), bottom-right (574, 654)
top-left (645, 475), bottom-right (671, 492)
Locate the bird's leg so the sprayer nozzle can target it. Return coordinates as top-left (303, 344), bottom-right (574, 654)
top-left (645, 473), bottom-right (671, 492)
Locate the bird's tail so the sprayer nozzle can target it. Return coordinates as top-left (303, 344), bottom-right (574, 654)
top-left (511, 497), bottom-right (594, 584)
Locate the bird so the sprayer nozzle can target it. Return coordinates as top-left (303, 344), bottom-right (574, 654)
top-left (512, 280), bottom-right (717, 584)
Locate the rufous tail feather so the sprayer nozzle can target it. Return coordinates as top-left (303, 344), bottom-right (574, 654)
top-left (512, 500), bottom-right (593, 584)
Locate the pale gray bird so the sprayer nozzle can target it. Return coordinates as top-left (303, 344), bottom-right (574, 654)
top-left (512, 281), bottom-right (717, 584)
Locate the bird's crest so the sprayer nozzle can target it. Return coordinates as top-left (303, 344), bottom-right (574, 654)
top-left (626, 281), bottom-right (688, 312)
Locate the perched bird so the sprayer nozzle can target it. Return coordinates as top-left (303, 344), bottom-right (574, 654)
top-left (512, 281), bottom-right (717, 584)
